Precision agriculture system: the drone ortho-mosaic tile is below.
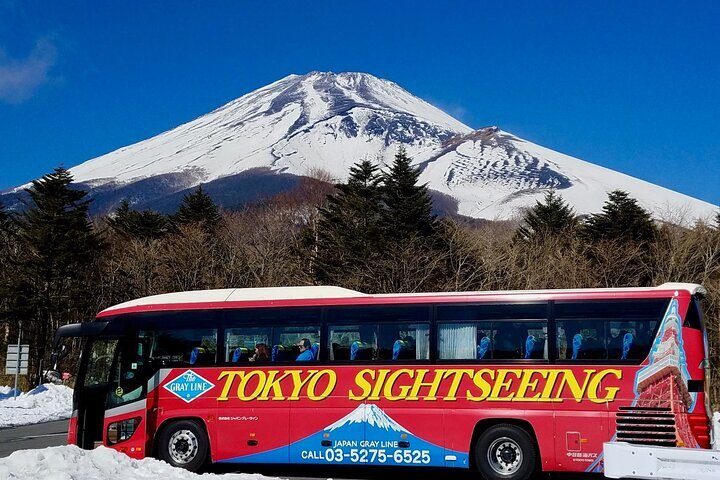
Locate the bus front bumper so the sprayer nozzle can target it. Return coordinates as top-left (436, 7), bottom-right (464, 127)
top-left (603, 442), bottom-right (720, 480)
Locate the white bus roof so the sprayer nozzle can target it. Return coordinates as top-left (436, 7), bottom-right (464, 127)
top-left (98, 283), bottom-right (705, 316)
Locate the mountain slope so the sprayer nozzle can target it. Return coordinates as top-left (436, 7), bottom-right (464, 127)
top-left (69, 72), bottom-right (470, 188)
top-left (420, 126), bottom-right (716, 219)
top-left (5, 71), bottom-right (716, 220)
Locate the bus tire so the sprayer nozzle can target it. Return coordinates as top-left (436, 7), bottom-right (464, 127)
top-left (475, 424), bottom-right (537, 480)
top-left (157, 419), bottom-right (209, 472)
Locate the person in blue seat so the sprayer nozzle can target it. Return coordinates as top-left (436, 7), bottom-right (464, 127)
top-left (296, 338), bottom-right (315, 361)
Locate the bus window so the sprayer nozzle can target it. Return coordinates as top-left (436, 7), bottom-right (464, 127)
top-left (273, 325), bottom-right (320, 361)
top-left (438, 322), bottom-right (493, 360)
top-left (493, 321), bottom-right (548, 360)
top-left (141, 329), bottom-right (217, 366)
top-left (438, 321), bottom-right (547, 360)
top-left (556, 320), bottom-right (607, 360)
top-left (554, 299), bottom-right (668, 362)
top-left (377, 323), bottom-right (430, 361)
top-left (607, 320), bottom-right (657, 360)
top-left (225, 327), bottom-right (272, 363)
top-left (84, 339), bottom-right (118, 386)
top-left (328, 324), bottom-right (377, 361)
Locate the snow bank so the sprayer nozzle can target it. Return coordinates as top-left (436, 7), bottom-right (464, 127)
top-left (714, 412), bottom-right (720, 450)
top-left (0, 383), bottom-right (73, 427)
top-left (0, 445), bottom-right (274, 480)
top-left (0, 385), bottom-right (21, 400)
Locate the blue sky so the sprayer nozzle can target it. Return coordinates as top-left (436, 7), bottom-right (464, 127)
top-left (1, 1), bottom-right (718, 205)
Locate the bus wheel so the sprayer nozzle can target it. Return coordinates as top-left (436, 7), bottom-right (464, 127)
top-left (157, 420), bottom-right (209, 472)
top-left (475, 424), bottom-right (537, 480)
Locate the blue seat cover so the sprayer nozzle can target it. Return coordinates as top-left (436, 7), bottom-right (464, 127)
top-left (621, 332), bottom-right (634, 360)
top-left (525, 335), bottom-right (537, 359)
top-left (190, 347), bottom-right (204, 365)
top-left (571, 333), bottom-right (583, 360)
top-left (477, 336), bottom-right (490, 359)
top-left (310, 343), bottom-right (319, 360)
top-left (392, 340), bottom-right (407, 360)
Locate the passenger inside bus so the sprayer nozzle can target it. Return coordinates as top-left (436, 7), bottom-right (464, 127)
top-left (296, 338), bottom-right (315, 361)
top-left (249, 343), bottom-right (270, 362)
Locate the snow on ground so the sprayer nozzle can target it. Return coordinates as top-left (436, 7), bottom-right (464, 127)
top-left (0, 384), bottom-right (73, 428)
top-left (0, 445), bottom-right (274, 480)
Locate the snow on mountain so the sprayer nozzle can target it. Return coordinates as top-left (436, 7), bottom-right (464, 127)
top-left (325, 403), bottom-right (408, 432)
top-left (6, 71), bottom-right (716, 220)
top-left (419, 127), bottom-right (718, 220)
top-left (67, 71), bottom-right (470, 188)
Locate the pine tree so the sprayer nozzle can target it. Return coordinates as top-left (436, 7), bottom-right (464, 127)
top-left (314, 160), bottom-right (385, 283)
top-left (0, 202), bottom-right (16, 325)
top-left (382, 147), bottom-right (436, 239)
top-left (11, 167), bottom-right (103, 381)
top-left (108, 199), bottom-right (169, 240)
top-left (516, 191), bottom-right (577, 241)
top-left (583, 190), bottom-right (657, 242)
top-left (0, 202), bottom-right (11, 233)
top-left (170, 186), bottom-right (221, 231)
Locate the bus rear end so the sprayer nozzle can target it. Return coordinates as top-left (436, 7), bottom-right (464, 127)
top-left (605, 288), bottom-right (719, 479)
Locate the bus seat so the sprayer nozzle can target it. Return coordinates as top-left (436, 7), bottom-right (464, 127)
top-left (571, 333), bottom-right (583, 360)
top-left (392, 340), bottom-right (407, 360)
top-left (392, 340), bottom-right (415, 360)
top-left (350, 341), bottom-right (373, 360)
top-left (310, 343), bottom-right (320, 360)
top-left (231, 347), bottom-right (249, 363)
top-left (272, 344), bottom-right (288, 362)
top-left (524, 335), bottom-right (536, 359)
top-left (621, 332), bottom-right (635, 360)
top-left (477, 336), bottom-right (490, 359)
top-left (190, 347), bottom-right (209, 365)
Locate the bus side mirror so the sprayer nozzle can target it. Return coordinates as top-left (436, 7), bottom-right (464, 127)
top-left (50, 343), bottom-right (69, 370)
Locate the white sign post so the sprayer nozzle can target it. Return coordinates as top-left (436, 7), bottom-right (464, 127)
top-left (5, 323), bottom-right (29, 399)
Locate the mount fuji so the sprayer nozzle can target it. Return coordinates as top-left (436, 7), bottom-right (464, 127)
top-left (4, 71), bottom-right (716, 220)
top-left (325, 403), bottom-right (408, 433)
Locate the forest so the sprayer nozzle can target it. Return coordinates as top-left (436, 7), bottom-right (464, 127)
top-left (1, 149), bottom-right (719, 408)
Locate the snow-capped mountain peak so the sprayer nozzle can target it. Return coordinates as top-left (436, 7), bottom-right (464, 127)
top-left (64, 71), bottom-right (471, 189)
top-left (325, 404), bottom-right (408, 433)
top-left (4, 71), bottom-right (715, 220)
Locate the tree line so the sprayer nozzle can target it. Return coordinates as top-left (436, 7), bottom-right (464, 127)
top-left (1, 150), bottom-right (719, 408)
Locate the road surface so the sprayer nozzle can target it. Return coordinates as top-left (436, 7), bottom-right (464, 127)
top-left (0, 420), bottom-right (68, 458)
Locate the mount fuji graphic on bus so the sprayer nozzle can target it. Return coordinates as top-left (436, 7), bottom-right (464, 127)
top-left (220, 403), bottom-right (468, 467)
top-left (325, 403), bottom-right (407, 432)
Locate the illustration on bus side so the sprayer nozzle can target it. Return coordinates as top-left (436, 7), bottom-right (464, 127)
top-left (218, 403), bottom-right (468, 467)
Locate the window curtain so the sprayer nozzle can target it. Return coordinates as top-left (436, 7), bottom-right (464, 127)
top-left (439, 323), bottom-right (477, 359)
top-left (414, 324), bottom-right (430, 359)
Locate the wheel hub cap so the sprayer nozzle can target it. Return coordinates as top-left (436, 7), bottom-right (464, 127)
top-left (168, 430), bottom-right (199, 465)
top-left (487, 437), bottom-right (523, 476)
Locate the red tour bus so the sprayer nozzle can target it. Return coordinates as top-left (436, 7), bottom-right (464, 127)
top-left (51, 283), bottom-right (713, 480)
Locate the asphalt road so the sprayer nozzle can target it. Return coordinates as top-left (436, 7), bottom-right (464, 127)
top-left (0, 419), bottom-right (68, 458)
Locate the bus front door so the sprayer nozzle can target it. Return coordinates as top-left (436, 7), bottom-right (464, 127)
top-left (102, 339), bottom-right (150, 459)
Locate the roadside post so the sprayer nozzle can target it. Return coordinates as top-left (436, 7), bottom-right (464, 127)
top-left (5, 321), bottom-right (29, 399)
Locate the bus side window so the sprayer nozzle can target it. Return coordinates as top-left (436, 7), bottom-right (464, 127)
top-left (378, 323), bottom-right (429, 361)
top-left (140, 329), bottom-right (217, 366)
top-left (273, 325), bottom-right (320, 362)
top-left (492, 321), bottom-right (547, 360)
top-left (556, 321), bottom-right (607, 360)
top-left (225, 327), bottom-right (272, 363)
top-left (328, 324), bottom-right (377, 361)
